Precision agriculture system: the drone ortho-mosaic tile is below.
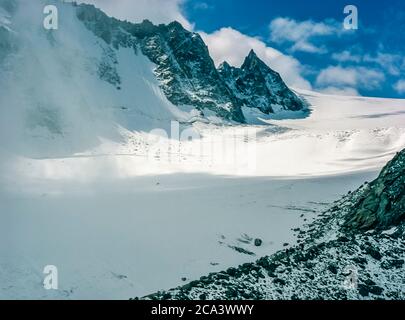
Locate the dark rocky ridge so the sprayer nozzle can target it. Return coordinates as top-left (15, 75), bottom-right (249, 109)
top-left (141, 149), bottom-right (405, 300)
top-left (218, 50), bottom-right (305, 114)
top-left (75, 3), bottom-right (306, 122)
top-left (344, 150), bottom-right (405, 231)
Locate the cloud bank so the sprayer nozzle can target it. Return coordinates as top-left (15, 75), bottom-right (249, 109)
top-left (394, 80), bottom-right (405, 94)
top-left (316, 66), bottom-right (385, 94)
top-left (200, 27), bottom-right (312, 90)
top-left (269, 17), bottom-right (339, 54)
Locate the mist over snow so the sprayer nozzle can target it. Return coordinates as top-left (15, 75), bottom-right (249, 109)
top-left (0, 0), bottom-right (405, 300)
top-left (0, 0), bottom-right (191, 159)
top-left (200, 27), bottom-right (311, 90)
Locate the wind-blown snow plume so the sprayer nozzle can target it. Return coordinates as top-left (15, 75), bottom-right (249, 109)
top-left (74, 0), bottom-right (192, 29)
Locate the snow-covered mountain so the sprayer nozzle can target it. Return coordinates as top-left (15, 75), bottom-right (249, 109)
top-left (1, 88), bottom-right (404, 300)
top-left (0, 0), bottom-right (184, 156)
top-left (218, 50), bottom-right (305, 114)
top-left (76, 3), bottom-right (306, 121)
top-left (0, 0), bottom-right (305, 157)
top-left (1, 0), bottom-right (405, 301)
top-left (77, 6), bottom-right (245, 122)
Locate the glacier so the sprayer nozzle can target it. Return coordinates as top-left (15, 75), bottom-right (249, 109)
top-left (0, 0), bottom-right (404, 300)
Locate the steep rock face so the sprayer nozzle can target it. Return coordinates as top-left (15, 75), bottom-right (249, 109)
top-left (0, 1), bottom-right (307, 126)
top-left (76, 4), bottom-right (305, 122)
top-left (140, 21), bottom-right (245, 122)
top-left (218, 50), bottom-right (306, 114)
top-left (344, 150), bottom-right (405, 231)
top-left (76, 4), bottom-right (245, 122)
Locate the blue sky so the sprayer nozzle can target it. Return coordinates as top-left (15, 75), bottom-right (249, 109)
top-left (182, 0), bottom-right (405, 98)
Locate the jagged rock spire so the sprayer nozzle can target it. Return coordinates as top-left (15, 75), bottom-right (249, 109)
top-left (241, 49), bottom-right (262, 70)
top-left (218, 48), bottom-right (306, 114)
top-left (218, 61), bottom-right (231, 70)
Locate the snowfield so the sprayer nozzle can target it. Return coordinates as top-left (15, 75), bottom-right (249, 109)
top-left (0, 1), bottom-right (405, 300)
top-left (1, 89), bottom-right (404, 299)
top-left (7, 90), bottom-right (405, 179)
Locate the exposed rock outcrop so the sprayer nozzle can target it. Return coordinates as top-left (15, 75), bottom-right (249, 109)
top-left (142, 150), bottom-right (405, 300)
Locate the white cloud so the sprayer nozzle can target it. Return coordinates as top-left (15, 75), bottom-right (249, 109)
top-left (364, 52), bottom-right (404, 76)
top-left (316, 66), bottom-right (385, 91)
top-left (316, 66), bottom-right (357, 87)
top-left (75, 0), bottom-right (193, 30)
top-left (332, 50), bottom-right (405, 76)
top-left (394, 79), bottom-right (405, 94)
top-left (332, 50), bottom-right (362, 63)
top-left (200, 27), bottom-right (312, 90)
top-left (269, 17), bottom-right (338, 54)
top-left (193, 2), bottom-right (213, 10)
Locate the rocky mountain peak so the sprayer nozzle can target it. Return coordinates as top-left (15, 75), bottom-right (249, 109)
top-left (246, 49), bottom-right (258, 60)
top-left (241, 49), bottom-right (280, 78)
top-left (241, 49), bottom-right (263, 70)
top-left (75, 3), bottom-right (245, 122)
top-left (219, 50), bottom-right (307, 114)
top-left (140, 19), bottom-right (155, 28)
top-left (218, 61), bottom-right (231, 72)
top-left (3, 1), bottom-right (306, 123)
top-left (217, 61), bottom-right (236, 79)
top-left (75, 2), bottom-right (306, 120)
top-left (167, 20), bottom-right (185, 31)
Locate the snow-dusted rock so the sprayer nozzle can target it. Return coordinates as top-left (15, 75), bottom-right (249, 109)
top-left (146, 150), bottom-right (405, 300)
top-left (218, 50), bottom-right (306, 114)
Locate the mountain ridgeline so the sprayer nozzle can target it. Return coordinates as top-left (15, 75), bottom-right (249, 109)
top-left (0, 1), bottom-right (306, 124)
top-left (0, 0), bottom-right (307, 156)
top-left (75, 3), bottom-right (306, 122)
top-left (218, 51), bottom-right (304, 114)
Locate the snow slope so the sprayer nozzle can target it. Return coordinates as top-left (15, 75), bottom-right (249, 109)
top-left (1, 1), bottom-right (405, 301)
top-left (0, 0), bottom-right (194, 159)
top-left (8, 89), bottom-right (404, 179)
top-left (1, 90), bottom-right (404, 299)
top-left (0, 170), bottom-right (378, 299)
